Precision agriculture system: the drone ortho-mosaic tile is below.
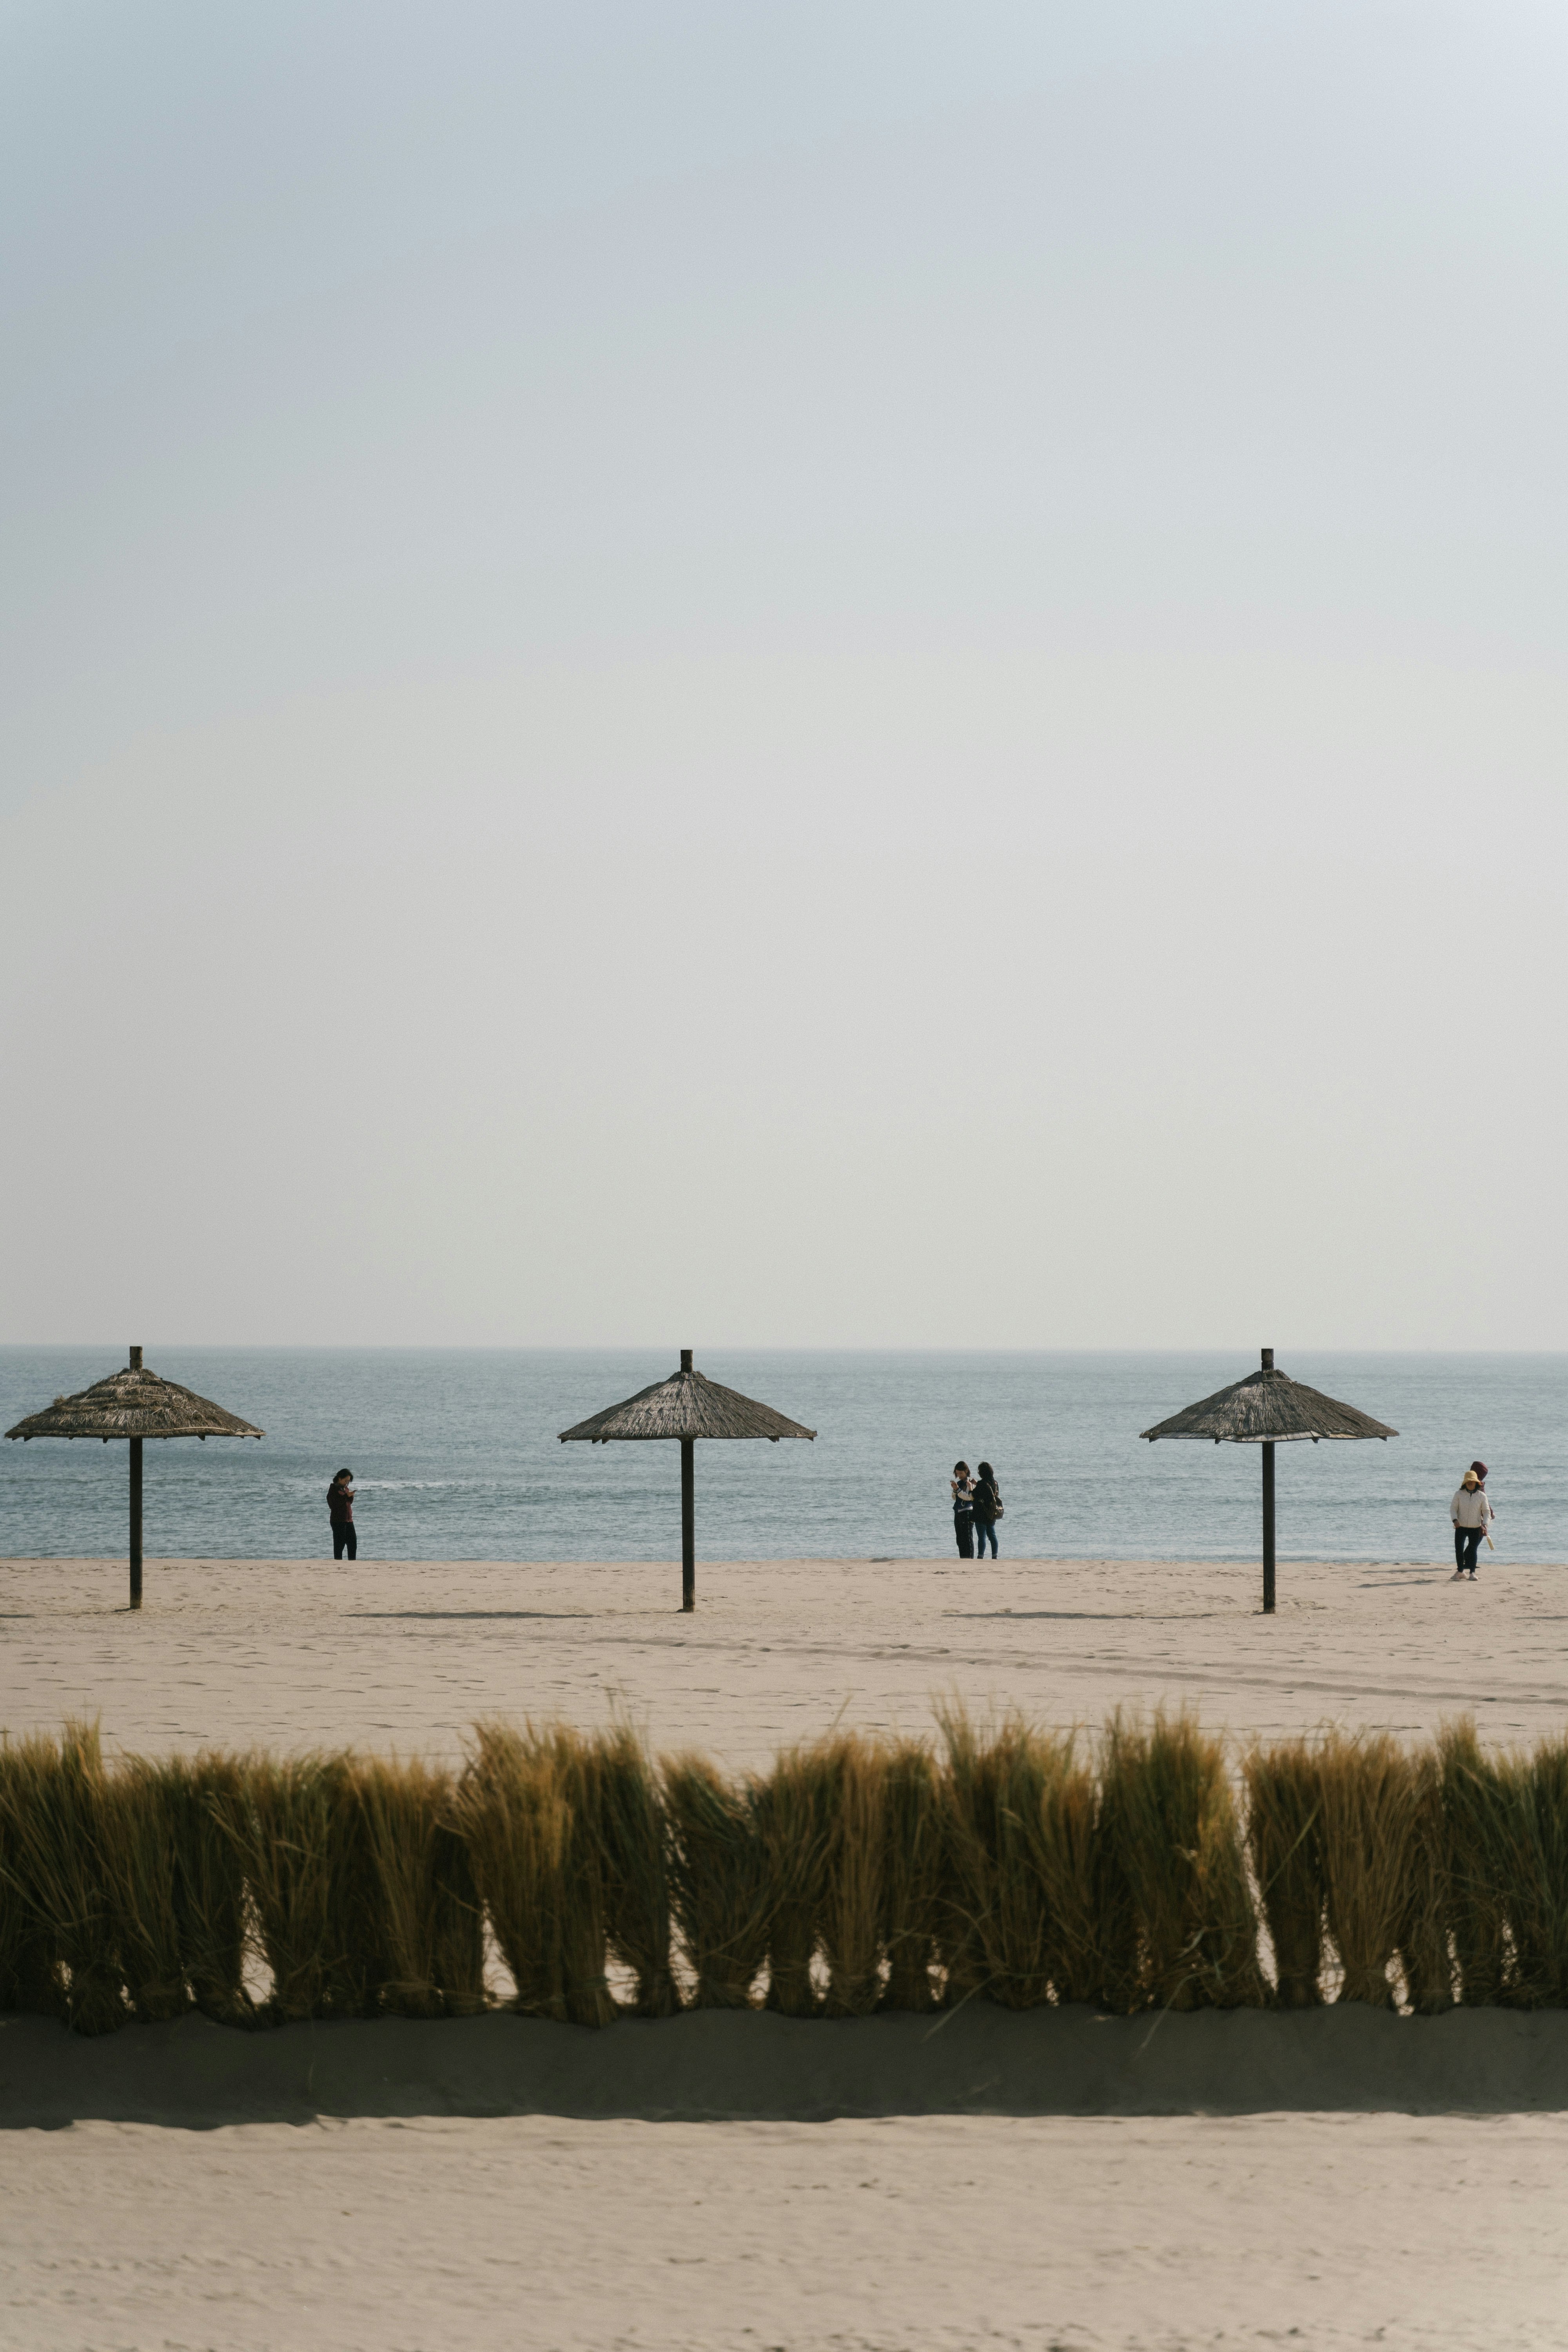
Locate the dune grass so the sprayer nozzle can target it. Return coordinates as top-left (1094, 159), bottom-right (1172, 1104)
top-left (1102, 1711), bottom-right (1265, 2011)
top-left (103, 1756), bottom-right (191, 2024)
top-left (454, 1722), bottom-right (614, 2027)
top-left (593, 1722), bottom-right (681, 2018)
top-left (1314, 1731), bottom-right (1417, 2009)
top-left (0, 1733), bottom-right (68, 2021)
top-left (1031, 1737), bottom-right (1112, 2008)
top-left (234, 1753), bottom-right (352, 2021)
top-left (1395, 1748), bottom-right (1455, 2014)
top-left (818, 1733), bottom-right (889, 2017)
top-left (753, 1741), bottom-right (832, 2016)
top-left (1487, 1736), bottom-right (1568, 2009)
top-left (7, 1711), bottom-right (1568, 2034)
top-left (662, 1754), bottom-right (773, 2009)
top-left (878, 1737), bottom-right (944, 2012)
top-left (1439, 1719), bottom-right (1513, 2005)
top-left (940, 1708), bottom-right (1064, 2010)
top-left (0, 1723), bottom-right (126, 2034)
top-left (356, 1755), bottom-right (486, 2019)
top-left (167, 1753), bottom-right (256, 2024)
top-left (1244, 1737), bottom-right (1327, 2009)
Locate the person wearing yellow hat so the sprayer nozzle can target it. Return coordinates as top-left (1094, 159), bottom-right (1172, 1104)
top-left (1450, 1468), bottom-right (1493, 1580)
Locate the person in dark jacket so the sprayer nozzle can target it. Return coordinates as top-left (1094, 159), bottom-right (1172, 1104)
top-left (972, 1461), bottom-right (1002, 1559)
top-left (951, 1461), bottom-right (976, 1558)
top-left (328, 1469), bottom-right (357, 1561)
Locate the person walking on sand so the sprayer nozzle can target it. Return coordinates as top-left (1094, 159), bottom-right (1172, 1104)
top-left (328, 1468), bottom-right (357, 1562)
top-left (972, 1460), bottom-right (1002, 1559)
top-left (951, 1461), bottom-right (976, 1559)
top-left (1450, 1467), bottom-right (1493, 1580)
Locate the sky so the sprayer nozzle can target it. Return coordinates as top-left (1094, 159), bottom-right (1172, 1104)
top-left (2, 0), bottom-right (1565, 1351)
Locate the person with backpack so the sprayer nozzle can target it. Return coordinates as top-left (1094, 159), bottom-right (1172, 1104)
top-left (951, 1461), bottom-right (976, 1558)
top-left (328, 1468), bottom-right (358, 1562)
top-left (972, 1460), bottom-right (1003, 1558)
top-left (1450, 1466), bottom-right (1493, 1580)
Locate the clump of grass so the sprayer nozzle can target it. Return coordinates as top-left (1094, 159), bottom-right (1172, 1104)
top-left (167, 1753), bottom-right (256, 2025)
top-left (593, 1722), bottom-right (680, 2018)
top-left (1396, 1749), bottom-right (1455, 2014)
top-left (1316, 1730), bottom-right (1415, 2009)
top-left (662, 1754), bottom-right (773, 2009)
top-left (818, 1734), bottom-right (888, 2018)
top-left (936, 1709), bottom-right (1123, 2012)
top-left (103, 1757), bottom-right (191, 2023)
top-left (455, 1723), bottom-right (615, 2027)
top-left (0, 1734), bottom-right (66, 2018)
top-left (1029, 1736), bottom-right (1110, 2009)
top-left (754, 1742), bottom-right (832, 2016)
top-left (877, 1737), bottom-right (944, 2012)
top-left (357, 1756), bottom-right (486, 2019)
top-left (237, 1751), bottom-right (392, 2020)
top-left (1102, 1710), bottom-right (1264, 2012)
top-left (1438, 1719), bottom-right (1512, 2005)
top-left (236, 1753), bottom-right (342, 2021)
top-left (1493, 1737), bottom-right (1568, 2009)
top-left (1244, 1738), bottom-right (1327, 2009)
top-left (0, 1722), bottom-right (126, 2034)
top-left (940, 1708), bottom-right (1062, 2009)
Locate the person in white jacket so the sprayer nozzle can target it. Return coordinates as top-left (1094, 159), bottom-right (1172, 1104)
top-left (1450, 1470), bottom-right (1494, 1580)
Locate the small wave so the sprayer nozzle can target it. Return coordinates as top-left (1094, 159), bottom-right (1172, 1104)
top-left (351, 1480), bottom-right (458, 1492)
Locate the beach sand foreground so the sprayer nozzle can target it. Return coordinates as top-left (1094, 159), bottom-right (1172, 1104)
top-left (2, 1550), bottom-right (1564, 2349)
top-left (0, 2111), bottom-right (1563, 2352)
top-left (2, 1550), bottom-right (1563, 1760)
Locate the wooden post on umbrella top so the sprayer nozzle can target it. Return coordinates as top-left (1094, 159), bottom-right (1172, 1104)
top-left (1260, 1348), bottom-right (1277, 1615)
top-left (680, 1349), bottom-right (696, 1613)
top-left (129, 1447), bottom-right (143, 1610)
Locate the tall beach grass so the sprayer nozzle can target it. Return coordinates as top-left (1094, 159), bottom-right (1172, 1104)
top-left (2, 1711), bottom-right (1562, 2033)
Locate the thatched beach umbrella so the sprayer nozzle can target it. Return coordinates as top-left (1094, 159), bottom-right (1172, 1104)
top-left (559, 1348), bottom-right (815, 1612)
top-left (6, 1346), bottom-right (263, 1610)
top-left (1140, 1348), bottom-right (1396, 1615)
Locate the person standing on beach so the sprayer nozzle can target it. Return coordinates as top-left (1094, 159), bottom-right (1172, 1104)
top-left (328, 1468), bottom-right (357, 1561)
top-left (972, 1461), bottom-right (1002, 1559)
top-left (951, 1461), bottom-right (976, 1559)
top-left (1450, 1468), bottom-right (1492, 1579)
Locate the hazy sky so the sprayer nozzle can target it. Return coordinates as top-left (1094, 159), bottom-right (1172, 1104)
top-left (3, 0), bottom-right (1564, 1350)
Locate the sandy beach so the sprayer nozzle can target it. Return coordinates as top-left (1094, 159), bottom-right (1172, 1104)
top-left (4, 2109), bottom-right (1565, 2352)
top-left (4, 1550), bottom-right (1564, 1762)
top-left (2, 1548), bottom-right (1564, 2348)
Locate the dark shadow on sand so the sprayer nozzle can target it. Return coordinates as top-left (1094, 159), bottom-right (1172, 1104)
top-left (4, 2006), bottom-right (1566, 2131)
top-left (944, 1611), bottom-right (1199, 1624)
top-left (346, 1610), bottom-right (593, 1622)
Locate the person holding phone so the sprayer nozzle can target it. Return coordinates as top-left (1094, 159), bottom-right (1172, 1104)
top-left (328, 1468), bottom-right (357, 1562)
top-left (951, 1461), bottom-right (976, 1558)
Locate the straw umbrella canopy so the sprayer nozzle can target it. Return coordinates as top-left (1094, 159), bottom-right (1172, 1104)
top-left (6, 1346), bottom-right (263, 1611)
top-left (559, 1348), bottom-right (815, 1611)
top-left (1140, 1347), bottom-right (1396, 1613)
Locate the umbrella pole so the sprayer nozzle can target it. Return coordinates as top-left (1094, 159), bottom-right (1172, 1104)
top-left (129, 1437), bottom-right (143, 1611)
top-left (681, 1437), bottom-right (695, 1613)
top-left (1261, 1441), bottom-right (1275, 1615)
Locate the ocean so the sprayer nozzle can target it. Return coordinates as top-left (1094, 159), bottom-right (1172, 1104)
top-left (0, 1348), bottom-right (1562, 1569)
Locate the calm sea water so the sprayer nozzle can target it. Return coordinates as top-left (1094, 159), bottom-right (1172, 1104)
top-left (1, 1348), bottom-right (1563, 1568)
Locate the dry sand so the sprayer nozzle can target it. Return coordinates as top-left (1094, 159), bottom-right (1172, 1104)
top-left (3, 2111), bottom-right (1564, 2352)
top-left (3, 1550), bottom-right (1564, 1762)
top-left (3, 1548), bottom-right (1564, 2349)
